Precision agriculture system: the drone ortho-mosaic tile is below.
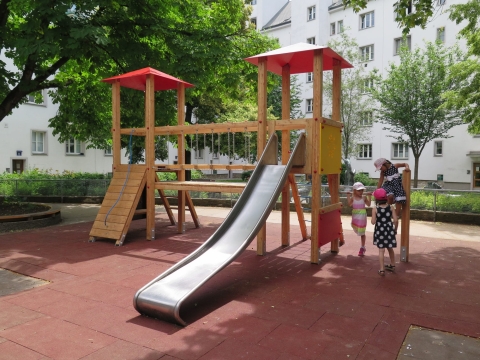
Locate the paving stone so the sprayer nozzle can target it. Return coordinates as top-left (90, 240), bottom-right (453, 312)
top-left (0, 268), bottom-right (49, 296)
top-left (397, 325), bottom-right (480, 360)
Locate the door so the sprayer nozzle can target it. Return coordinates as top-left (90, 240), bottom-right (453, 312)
top-left (474, 163), bottom-right (480, 189)
top-left (12, 160), bottom-right (24, 174)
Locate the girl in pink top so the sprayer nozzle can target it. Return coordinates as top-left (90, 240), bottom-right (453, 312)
top-left (347, 182), bottom-right (371, 256)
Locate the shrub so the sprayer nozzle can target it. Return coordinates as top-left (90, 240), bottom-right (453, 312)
top-left (241, 170), bottom-right (253, 181)
top-left (353, 173), bottom-right (377, 186)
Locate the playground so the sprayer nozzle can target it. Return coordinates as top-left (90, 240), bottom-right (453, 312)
top-left (1, 207), bottom-right (480, 359)
top-left (1, 42), bottom-right (480, 358)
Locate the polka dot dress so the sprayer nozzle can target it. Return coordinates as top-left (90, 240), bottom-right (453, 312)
top-left (373, 204), bottom-right (397, 249)
top-left (382, 165), bottom-right (406, 204)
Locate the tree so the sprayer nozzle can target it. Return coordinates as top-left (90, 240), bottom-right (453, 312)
top-left (1, 0), bottom-right (278, 161)
top-left (442, 1), bottom-right (480, 134)
top-left (371, 41), bottom-right (463, 188)
top-left (323, 31), bottom-right (376, 161)
top-left (267, 75), bottom-right (304, 120)
top-left (343, 0), bottom-right (446, 34)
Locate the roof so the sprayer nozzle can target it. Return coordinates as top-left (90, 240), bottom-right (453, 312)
top-left (262, 1), bottom-right (291, 31)
top-left (244, 43), bottom-right (353, 75)
top-left (102, 67), bottom-right (194, 91)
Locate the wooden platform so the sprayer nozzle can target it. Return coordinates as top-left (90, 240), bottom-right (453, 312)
top-left (155, 181), bottom-right (246, 193)
top-left (89, 165), bottom-right (147, 246)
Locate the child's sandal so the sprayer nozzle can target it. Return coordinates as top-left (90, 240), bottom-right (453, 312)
top-left (378, 270), bottom-right (385, 276)
top-left (385, 264), bottom-right (396, 272)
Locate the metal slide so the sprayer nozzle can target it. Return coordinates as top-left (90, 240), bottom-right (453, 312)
top-left (134, 132), bottom-right (305, 325)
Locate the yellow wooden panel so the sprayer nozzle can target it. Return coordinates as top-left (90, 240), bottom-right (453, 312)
top-left (320, 123), bottom-right (342, 175)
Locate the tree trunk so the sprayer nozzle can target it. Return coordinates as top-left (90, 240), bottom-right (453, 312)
top-left (185, 103), bottom-right (194, 124)
top-left (413, 155), bottom-right (420, 188)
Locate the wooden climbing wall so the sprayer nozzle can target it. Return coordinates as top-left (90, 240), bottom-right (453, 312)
top-left (89, 165), bottom-right (147, 246)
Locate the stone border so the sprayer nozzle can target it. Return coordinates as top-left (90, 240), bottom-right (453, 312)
top-left (0, 204), bottom-right (62, 233)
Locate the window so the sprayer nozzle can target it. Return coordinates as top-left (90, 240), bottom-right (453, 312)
top-left (474, 163), bottom-right (480, 189)
top-left (306, 99), bottom-right (313, 113)
top-left (438, 0), bottom-right (446, 5)
top-left (407, 1), bottom-right (413, 14)
top-left (250, 18), bottom-right (257, 29)
top-left (362, 78), bottom-right (374, 93)
top-left (307, 6), bottom-right (316, 21)
top-left (195, 149), bottom-right (203, 159)
top-left (306, 72), bottom-right (313, 83)
top-left (307, 37), bottom-right (316, 45)
top-left (393, 143), bottom-right (409, 159)
top-left (251, 0), bottom-right (257, 4)
top-left (25, 90), bottom-right (46, 106)
top-left (337, 20), bottom-right (344, 34)
top-left (437, 27), bottom-right (445, 43)
top-left (360, 45), bottom-right (374, 61)
top-left (360, 112), bottom-right (373, 126)
top-left (66, 138), bottom-right (83, 155)
top-left (32, 131), bottom-right (46, 154)
top-left (394, 36), bottom-right (411, 55)
top-left (434, 141), bottom-right (443, 156)
top-left (212, 152), bottom-right (219, 159)
top-left (105, 146), bottom-right (113, 156)
top-left (360, 11), bottom-right (374, 29)
top-left (330, 23), bottom-right (336, 35)
top-left (358, 144), bottom-right (372, 159)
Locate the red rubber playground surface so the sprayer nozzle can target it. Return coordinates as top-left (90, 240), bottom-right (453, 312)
top-left (1, 211), bottom-right (480, 360)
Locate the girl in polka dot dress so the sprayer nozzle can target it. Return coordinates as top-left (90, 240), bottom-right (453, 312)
top-left (371, 188), bottom-right (398, 276)
top-left (374, 158), bottom-right (410, 219)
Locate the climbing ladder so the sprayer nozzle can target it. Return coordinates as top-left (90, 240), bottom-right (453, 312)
top-left (89, 165), bottom-right (148, 246)
top-left (89, 165), bottom-right (200, 246)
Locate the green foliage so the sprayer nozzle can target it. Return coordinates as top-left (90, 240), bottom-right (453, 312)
top-left (1, 0), bottom-right (278, 164)
top-left (370, 41), bottom-right (463, 187)
top-left (443, 1), bottom-right (480, 134)
top-left (0, 168), bottom-right (110, 180)
top-left (325, 31), bottom-right (376, 160)
top-left (353, 173), bottom-right (377, 187)
top-left (241, 170), bottom-right (253, 181)
top-left (410, 191), bottom-right (480, 214)
top-left (343, 0), bottom-right (438, 34)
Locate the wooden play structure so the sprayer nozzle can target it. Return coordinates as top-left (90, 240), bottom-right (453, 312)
top-left (89, 43), bottom-right (411, 263)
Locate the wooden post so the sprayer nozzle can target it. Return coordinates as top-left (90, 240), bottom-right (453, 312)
top-left (112, 81), bottom-right (121, 171)
top-left (330, 59), bottom-right (343, 253)
top-left (401, 169), bottom-right (411, 262)
top-left (145, 75), bottom-right (156, 240)
top-left (177, 83), bottom-right (186, 234)
top-left (257, 57), bottom-right (268, 255)
top-left (281, 64), bottom-right (291, 247)
top-left (311, 49), bottom-right (323, 264)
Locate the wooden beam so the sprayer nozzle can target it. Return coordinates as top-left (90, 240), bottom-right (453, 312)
top-left (330, 59), bottom-right (344, 253)
top-left (332, 59), bottom-right (341, 122)
top-left (154, 181), bottom-right (245, 193)
top-left (145, 74), bottom-right (156, 240)
top-left (310, 49), bottom-right (323, 264)
top-left (177, 82), bottom-right (186, 234)
top-left (281, 64), bottom-right (291, 247)
top-left (257, 56), bottom-right (268, 255)
top-left (112, 81), bottom-right (121, 170)
top-left (120, 119), bottom-right (309, 136)
top-left (401, 169), bottom-right (411, 262)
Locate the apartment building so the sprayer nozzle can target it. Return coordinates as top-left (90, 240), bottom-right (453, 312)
top-left (252, 0), bottom-right (480, 189)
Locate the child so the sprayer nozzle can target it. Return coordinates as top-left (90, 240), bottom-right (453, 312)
top-left (371, 188), bottom-right (398, 276)
top-left (346, 182), bottom-right (371, 256)
top-left (374, 158), bottom-right (410, 218)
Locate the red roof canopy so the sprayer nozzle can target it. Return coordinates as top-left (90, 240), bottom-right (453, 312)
top-left (102, 67), bottom-right (194, 91)
top-left (245, 43), bottom-right (353, 75)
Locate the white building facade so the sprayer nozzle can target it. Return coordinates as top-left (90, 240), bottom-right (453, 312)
top-left (252, 0), bottom-right (480, 190)
top-left (0, 56), bottom-right (128, 176)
